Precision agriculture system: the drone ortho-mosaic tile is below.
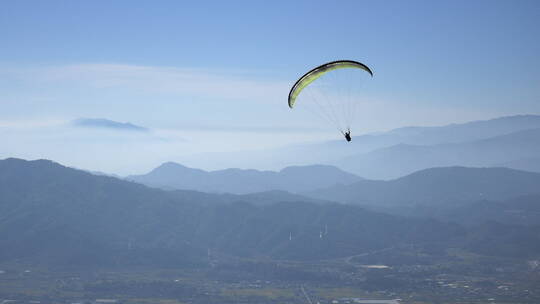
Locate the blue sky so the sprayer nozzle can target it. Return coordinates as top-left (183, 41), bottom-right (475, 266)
top-left (1, 0), bottom-right (539, 173)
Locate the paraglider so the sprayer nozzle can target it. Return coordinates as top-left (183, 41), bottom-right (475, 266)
top-left (343, 128), bottom-right (352, 142)
top-left (288, 60), bottom-right (373, 142)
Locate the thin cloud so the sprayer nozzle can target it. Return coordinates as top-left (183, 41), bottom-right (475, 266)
top-left (156, 123), bottom-right (329, 134)
top-left (12, 63), bottom-right (289, 103)
top-left (71, 118), bottom-right (149, 132)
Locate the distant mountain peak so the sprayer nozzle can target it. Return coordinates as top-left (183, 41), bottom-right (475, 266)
top-left (135, 162), bottom-right (200, 178)
top-left (157, 161), bottom-right (192, 169)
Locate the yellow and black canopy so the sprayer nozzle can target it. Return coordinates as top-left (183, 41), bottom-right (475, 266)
top-left (288, 60), bottom-right (373, 108)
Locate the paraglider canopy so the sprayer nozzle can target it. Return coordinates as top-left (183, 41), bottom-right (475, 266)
top-left (287, 60), bottom-right (373, 140)
top-left (288, 60), bottom-right (373, 108)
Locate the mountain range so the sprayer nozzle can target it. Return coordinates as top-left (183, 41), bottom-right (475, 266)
top-left (0, 158), bottom-right (458, 266)
top-left (306, 166), bottom-right (540, 206)
top-left (126, 163), bottom-right (540, 206)
top-left (127, 115), bottom-right (540, 192)
top-left (2, 158), bottom-right (540, 268)
top-left (127, 163), bottom-right (362, 194)
top-left (176, 115), bottom-right (540, 177)
top-left (336, 127), bottom-right (540, 179)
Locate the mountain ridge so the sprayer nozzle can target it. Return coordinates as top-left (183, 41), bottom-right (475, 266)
top-left (176, 114), bottom-right (540, 172)
top-left (336, 127), bottom-right (540, 179)
top-left (0, 158), bottom-right (467, 266)
top-left (127, 162), bottom-right (363, 194)
top-left (306, 166), bottom-right (540, 207)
